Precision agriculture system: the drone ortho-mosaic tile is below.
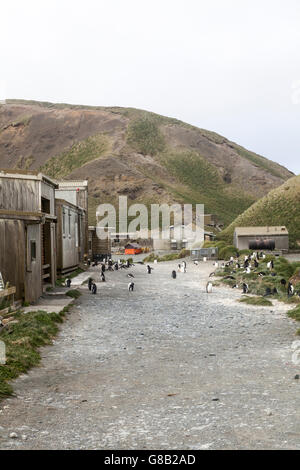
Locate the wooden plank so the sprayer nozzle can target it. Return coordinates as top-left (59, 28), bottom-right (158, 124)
top-left (0, 286), bottom-right (16, 298)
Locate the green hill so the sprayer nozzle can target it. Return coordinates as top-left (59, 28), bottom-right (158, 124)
top-left (219, 175), bottom-right (300, 248)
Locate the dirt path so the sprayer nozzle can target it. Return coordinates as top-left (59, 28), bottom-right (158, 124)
top-left (0, 261), bottom-right (299, 449)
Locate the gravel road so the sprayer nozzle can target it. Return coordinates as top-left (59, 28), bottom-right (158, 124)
top-left (0, 260), bottom-right (299, 450)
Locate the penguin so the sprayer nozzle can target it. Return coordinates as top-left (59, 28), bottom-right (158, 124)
top-left (280, 279), bottom-right (287, 286)
top-left (182, 260), bottom-right (187, 269)
top-left (147, 265), bottom-right (153, 274)
top-left (242, 283), bottom-right (249, 294)
top-left (273, 287), bottom-right (278, 295)
top-left (264, 287), bottom-right (272, 297)
top-left (209, 272), bottom-right (215, 277)
top-left (114, 263), bottom-right (119, 271)
top-left (177, 264), bottom-right (181, 272)
top-left (288, 282), bottom-right (294, 297)
top-left (172, 270), bottom-right (177, 279)
top-left (232, 284), bottom-right (239, 289)
top-left (254, 259), bottom-right (259, 268)
top-left (194, 260), bottom-right (199, 266)
top-left (88, 277), bottom-right (93, 291)
top-left (101, 273), bottom-right (106, 282)
top-left (128, 282), bottom-right (134, 292)
top-left (127, 273), bottom-right (134, 278)
top-left (91, 282), bottom-right (97, 294)
top-left (206, 281), bottom-right (213, 293)
top-left (65, 278), bottom-right (71, 288)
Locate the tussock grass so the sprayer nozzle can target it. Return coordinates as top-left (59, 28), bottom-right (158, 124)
top-left (41, 134), bottom-right (111, 178)
top-left (66, 289), bottom-right (81, 299)
top-left (127, 115), bottom-right (165, 156)
top-left (143, 249), bottom-right (190, 263)
top-left (239, 296), bottom-right (273, 306)
top-left (0, 310), bottom-right (65, 399)
top-left (288, 304), bottom-right (300, 321)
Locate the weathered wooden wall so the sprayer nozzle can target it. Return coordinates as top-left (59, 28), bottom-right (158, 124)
top-left (0, 178), bottom-right (40, 212)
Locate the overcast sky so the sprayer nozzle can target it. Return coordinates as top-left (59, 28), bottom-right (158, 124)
top-left (1, 0), bottom-right (300, 173)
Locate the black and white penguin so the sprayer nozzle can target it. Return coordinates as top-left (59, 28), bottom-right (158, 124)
top-left (206, 281), bottom-right (213, 293)
top-left (88, 277), bottom-right (93, 291)
top-left (91, 282), bottom-right (97, 294)
top-left (128, 282), bottom-right (134, 292)
top-left (127, 273), bottom-right (134, 279)
top-left (171, 270), bottom-right (177, 279)
top-left (288, 282), bottom-right (294, 297)
top-left (242, 283), bottom-right (249, 294)
top-left (194, 260), bottom-right (199, 266)
top-left (101, 272), bottom-right (106, 282)
top-left (147, 265), bottom-right (153, 274)
top-left (65, 278), bottom-right (71, 288)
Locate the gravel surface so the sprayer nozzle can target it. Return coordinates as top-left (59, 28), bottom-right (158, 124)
top-left (0, 260), bottom-right (299, 450)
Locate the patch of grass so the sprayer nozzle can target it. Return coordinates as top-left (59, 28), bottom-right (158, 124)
top-left (143, 249), bottom-right (190, 263)
top-left (239, 296), bottom-right (273, 306)
top-left (56, 268), bottom-right (84, 287)
top-left (155, 148), bottom-right (255, 226)
top-left (0, 310), bottom-right (64, 399)
top-left (288, 304), bottom-right (300, 321)
top-left (66, 289), bottom-right (81, 299)
top-left (127, 115), bottom-right (165, 156)
top-left (41, 134), bottom-right (111, 178)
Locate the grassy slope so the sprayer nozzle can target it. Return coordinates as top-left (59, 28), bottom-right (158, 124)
top-left (0, 310), bottom-right (66, 398)
top-left (219, 175), bottom-right (300, 248)
top-left (41, 133), bottom-right (111, 178)
top-left (4, 100), bottom-right (293, 228)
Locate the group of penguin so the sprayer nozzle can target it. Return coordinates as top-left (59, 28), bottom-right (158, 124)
top-left (219, 252), bottom-right (297, 297)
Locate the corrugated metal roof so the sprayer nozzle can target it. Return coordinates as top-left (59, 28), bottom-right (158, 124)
top-left (234, 226), bottom-right (289, 236)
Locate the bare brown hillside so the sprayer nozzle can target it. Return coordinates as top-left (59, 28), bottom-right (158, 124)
top-left (0, 100), bottom-right (294, 225)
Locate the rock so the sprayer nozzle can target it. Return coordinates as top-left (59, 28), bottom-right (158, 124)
top-left (294, 374), bottom-right (299, 380)
top-left (266, 409), bottom-right (272, 416)
top-left (212, 398), bottom-right (219, 401)
top-left (9, 432), bottom-right (18, 439)
top-left (21, 434), bottom-right (27, 441)
top-left (2, 317), bottom-right (15, 325)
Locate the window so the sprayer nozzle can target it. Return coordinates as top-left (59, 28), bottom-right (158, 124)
top-left (41, 197), bottom-right (50, 214)
top-left (30, 240), bottom-right (36, 262)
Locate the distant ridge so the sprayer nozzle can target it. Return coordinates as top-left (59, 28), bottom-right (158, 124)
top-left (0, 99), bottom-right (294, 225)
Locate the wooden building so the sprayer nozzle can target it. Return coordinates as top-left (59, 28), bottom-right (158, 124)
top-left (55, 180), bottom-right (88, 259)
top-left (55, 199), bottom-right (87, 274)
top-left (0, 170), bottom-right (57, 303)
top-left (233, 226), bottom-right (289, 252)
top-left (88, 226), bottom-right (111, 261)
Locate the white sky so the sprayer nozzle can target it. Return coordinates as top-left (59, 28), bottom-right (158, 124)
top-left (1, 0), bottom-right (300, 173)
